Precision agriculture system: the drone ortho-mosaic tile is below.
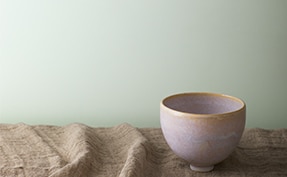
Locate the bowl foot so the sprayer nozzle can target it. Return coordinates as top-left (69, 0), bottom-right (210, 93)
top-left (190, 164), bottom-right (214, 172)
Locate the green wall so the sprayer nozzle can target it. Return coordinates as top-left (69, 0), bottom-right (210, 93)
top-left (1, 0), bottom-right (287, 128)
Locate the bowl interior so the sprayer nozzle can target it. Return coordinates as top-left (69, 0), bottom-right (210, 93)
top-left (162, 93), bottom-right (244, 115)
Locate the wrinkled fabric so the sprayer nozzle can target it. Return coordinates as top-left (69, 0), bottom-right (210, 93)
top-left (0, 123), bottom-right (286, 177)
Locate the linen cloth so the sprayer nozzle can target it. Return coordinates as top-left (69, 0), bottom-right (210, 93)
top-left (0, 123), bottom-right (286, 177)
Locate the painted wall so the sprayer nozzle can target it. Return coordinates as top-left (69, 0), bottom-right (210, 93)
top-left (1, 0), bottom-right (287, 128)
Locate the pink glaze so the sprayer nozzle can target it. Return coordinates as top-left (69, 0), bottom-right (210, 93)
top-left (160, 92), bottom-right (246, 172)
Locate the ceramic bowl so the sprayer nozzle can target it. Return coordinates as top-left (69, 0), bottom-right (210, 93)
top-left (160, 92), bottom-right (246, 172)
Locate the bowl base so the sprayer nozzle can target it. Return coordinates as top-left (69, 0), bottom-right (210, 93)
top-left (190, 164), bottom-right (214, 172)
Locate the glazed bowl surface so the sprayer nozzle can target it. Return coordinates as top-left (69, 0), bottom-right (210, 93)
top-left (160, 92), bottom-right (246, 172)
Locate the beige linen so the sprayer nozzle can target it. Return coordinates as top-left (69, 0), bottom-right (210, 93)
top-left (0, 123), bottom-right (286, 177)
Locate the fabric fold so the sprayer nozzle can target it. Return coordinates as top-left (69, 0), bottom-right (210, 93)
top-left (0, 123), bottom-right (66, 176)
top-left (0, 123), bottom-right (287, 177)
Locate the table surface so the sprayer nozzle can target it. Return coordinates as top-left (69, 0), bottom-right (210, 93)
top-left (0, 123), bottom-right (287, 177)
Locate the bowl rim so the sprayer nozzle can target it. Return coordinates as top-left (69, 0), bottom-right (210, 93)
top-left (160, 92), bottom-right (246, 118)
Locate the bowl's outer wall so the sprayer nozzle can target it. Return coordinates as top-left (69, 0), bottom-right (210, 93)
top-left (160, 103), bottom-right (246, 167)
